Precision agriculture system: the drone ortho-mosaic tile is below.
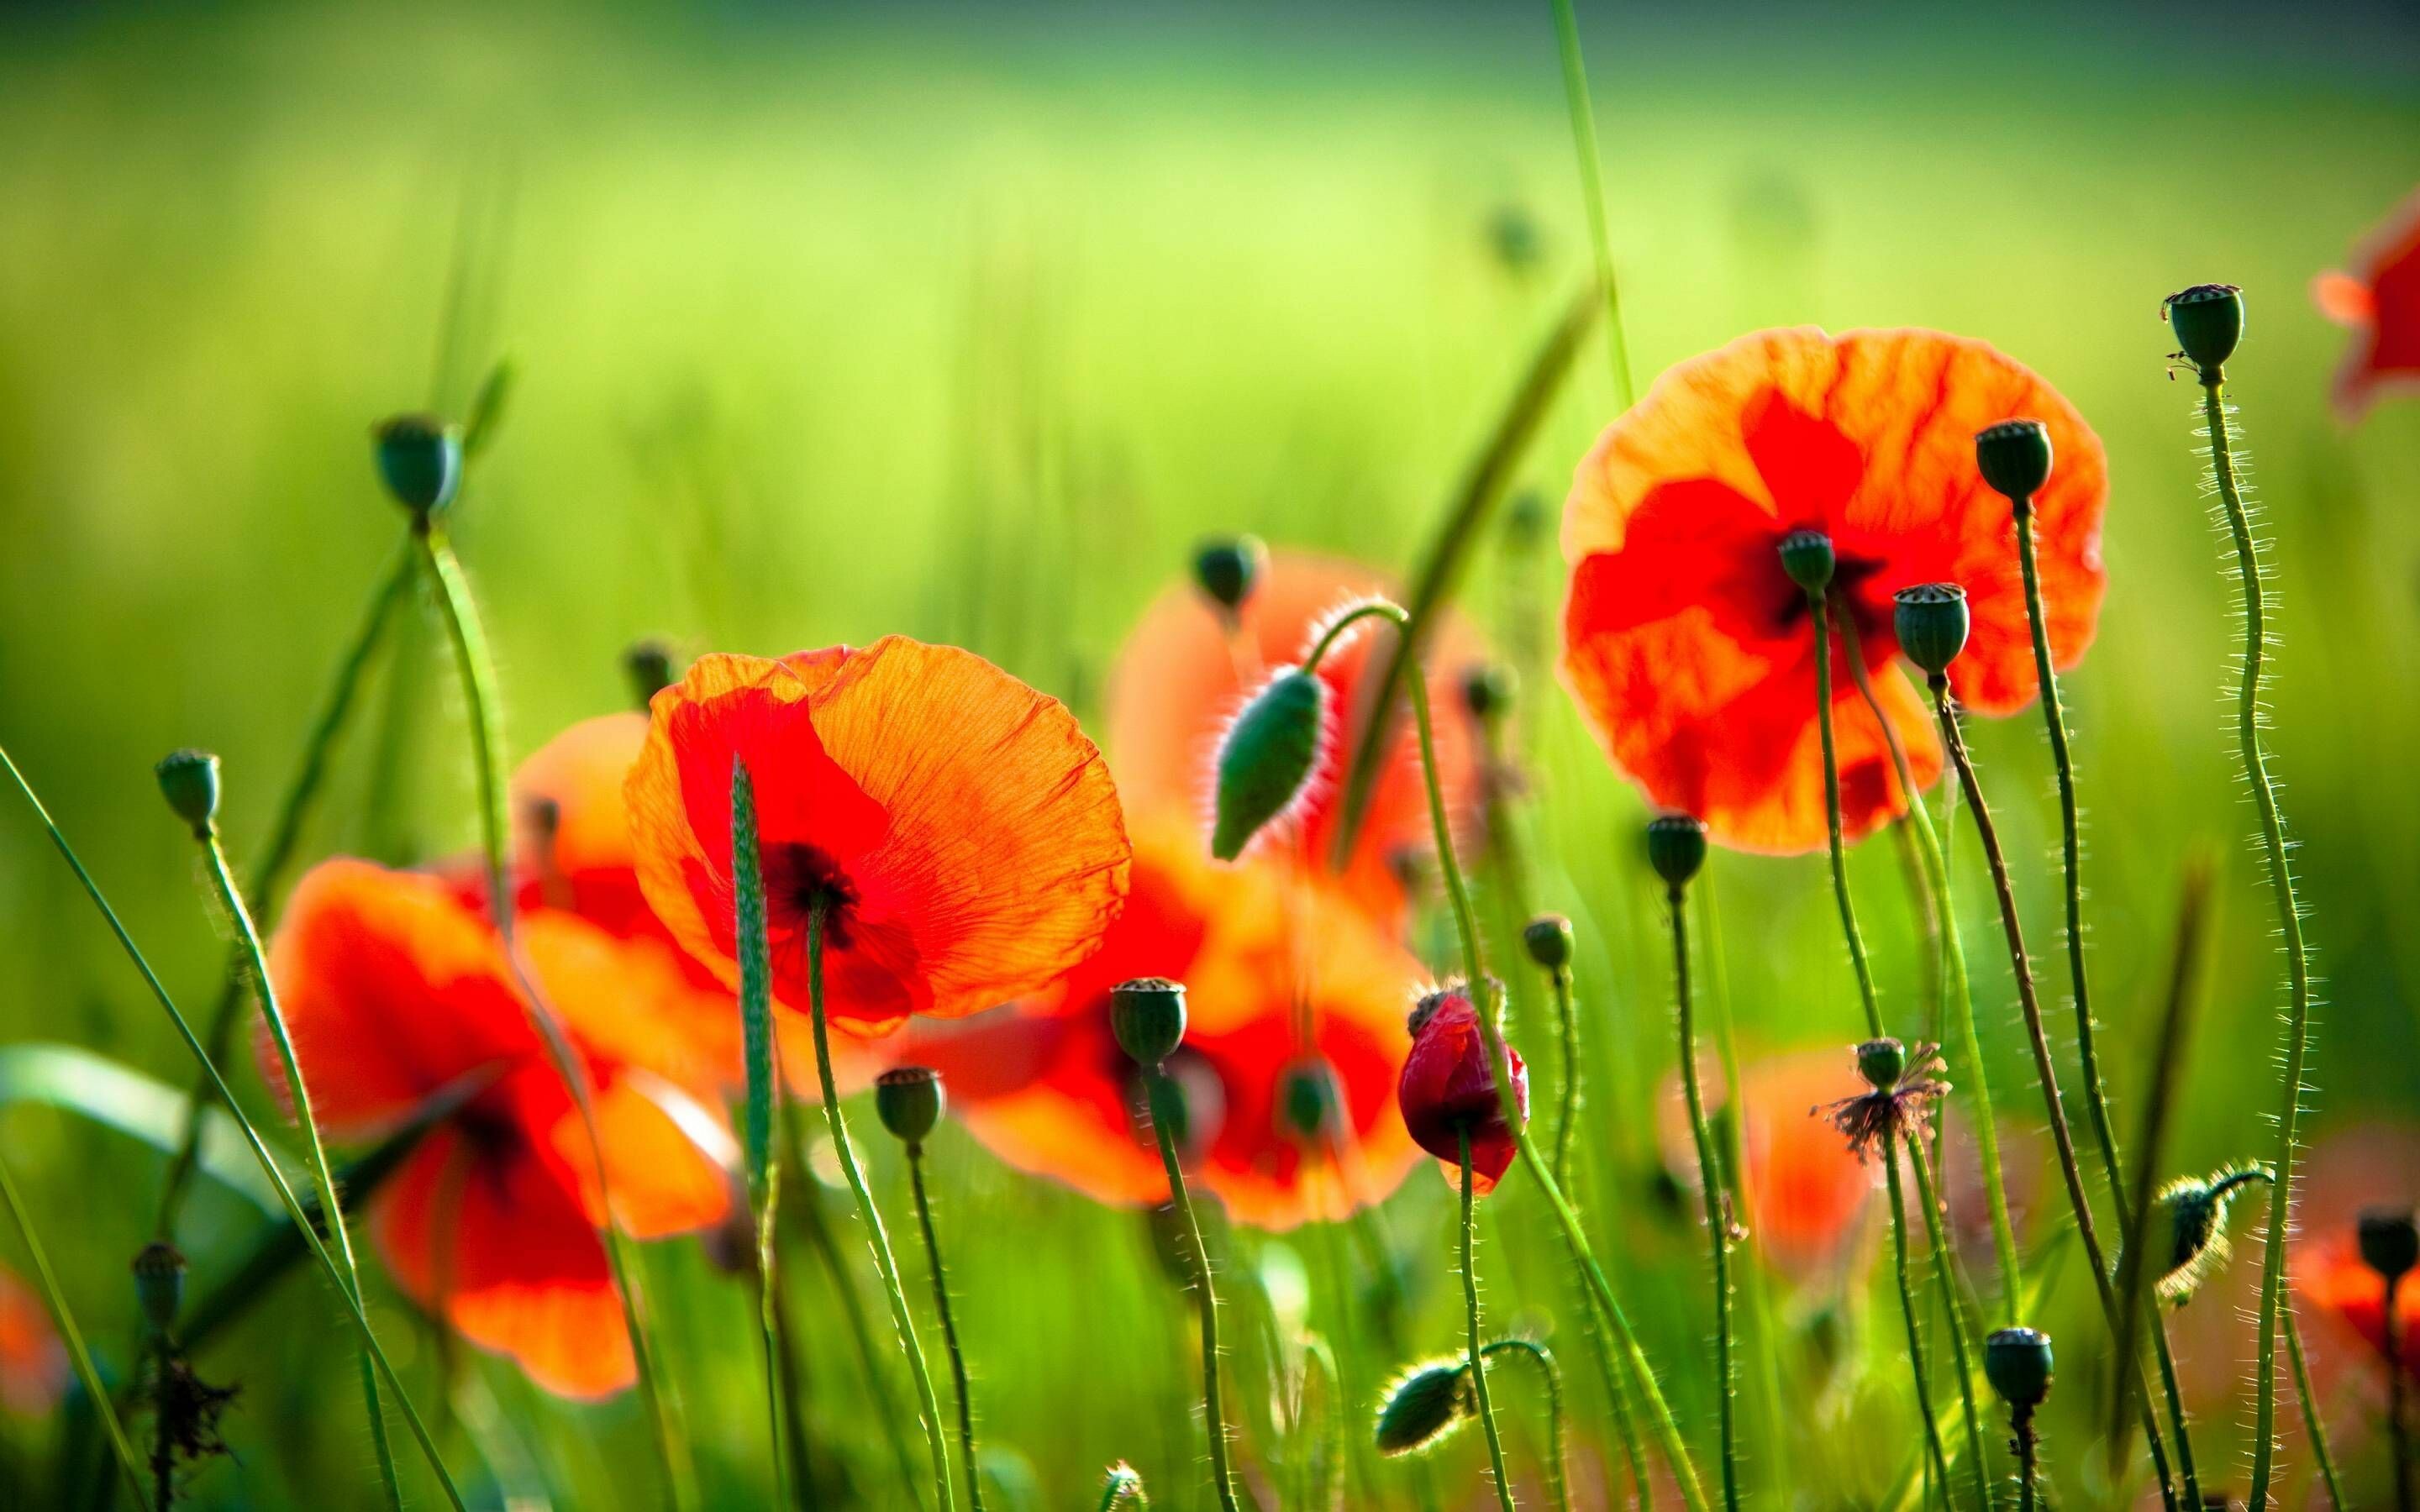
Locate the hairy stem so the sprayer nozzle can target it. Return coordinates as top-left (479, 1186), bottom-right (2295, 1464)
top-left (1482, 1338), bottom-right (1570, 1512)
top-left (1146, 1072), bottom-right (1241, 1512)
top-left (1460, 1131), bottom-right (1518, 1512)
top-left (2281, 1305), bottom-right (2345, 1509)
top-left (729, 763), bottom-right (797, 1508)
top-left (1905, 1142), bottom-right (1993, 1510)
top-left (1884, 1134), bottom-right (1953, 1499)
top-left (1668, 884), bottom-right (1738, 1510)
top-left (908, 1147), bottom-right (985, 1512)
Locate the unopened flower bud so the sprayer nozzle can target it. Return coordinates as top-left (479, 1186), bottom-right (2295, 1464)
top-left (2359, 1205), bottom-right (2419, 1283)
top-left (1460, 663), bottom-right (1516, 722)
top-left (1777, 528), bottom-right (1834, 594)
top-left (1374, 1359), bottom-right (1472, 1455)
top-left (874, 1066), bottom-right (945, 1146)
top-left (624, 640), bottom-right (678, 706)
top-left (1975, 419), bottom-right (2054, 503)
top-left (1210, 669), bottom-right (1328, 861)
top-left (1111, 978), bottom-right (1188, 1066)
top-left (131, 1242), bottom-right (186, 1336)
top-left (1984, 1326), bottom-right (2054, 1410)
top-left (1645, 813), bottom-right (1707, 890)
top-left (1192, 535), bottom-right (1265, 615)
top-left (2153, 1165), bottom-right (2269, 1305)
top-left (1522, 914), bottom-right (1574, 972)
top-left (1893, 583), bottom-right (1971, 678)
top-left (1856, 1037), bottom-right (1907, 1092)
top-left (2165, 284), bottom-right (2245, 376)
top-left (1280, 1057), bottom-right (1342, 1143)
top-left (154, 749), bottom-right (221, 837)
top-left (373, 414), bottom-right (463, 517)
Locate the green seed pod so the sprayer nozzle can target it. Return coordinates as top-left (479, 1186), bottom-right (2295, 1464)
top-left (1460, 663), bottom-right (1516, 722)
top-left (1192, 535), bottom-right (1266, 614)
top-left (2359, 1205), bottom-right (2420, 1283)
top-left (153, 749), bottom-right (221, 836)
top-left (1984, 1326), bottom-right (2054, 1410)
top-left (1856, 1037), bottom-right (1907, 1092)
top-left (2153, 1165), bottom-right (2269, 1305)
top-left (1974, 419), bottom-right (2054, 503)
top-left (1645, 813), bottom-right (1708, 890)
top-left (1776, 528), bottom-right (1835, 594)
top-left (623, 640), bottom-right (679, 706)
top-left (1893, 583), bottom-right (1971, 678)
top-left (373, 414), bottom-right (464, 517)
top-left (1279, 1056), bottom-right (1342, 1143)
top-left (1111, 978), bottom-right (1188, 1067)
top-left (130, 1242), bottom-right (186, 1338)
top-left (1210, 669), bottom-right (1328, 861)
top-left (1522, 914), bottom-right (1575, 972)
top-left (874, 1066), bottom-right (945, 1146)
top-left (2165, 283), bottom-right (2245, 376)
top-left (1374, 1359), bottom-right (1473, 1456)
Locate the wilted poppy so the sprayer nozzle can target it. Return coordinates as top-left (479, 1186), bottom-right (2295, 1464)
top-left (1397, 983), bottom-right (1527, 1195)
top-left (1560, 328), bottom-right (2107, 853)
top-left (625, 638), bottom-right (1131, 1037)
top-left (266, 859), bottom-right (733, 1398)
top-left (1660, 1047), bottom-right (1877, 1275)
top-left (0, 1267), bottom-right (65, 1415)
top-left (908, 822), bottom-right (1422, 1230)
top-left (1107, 552), bottom-right (1486, 926)
top-left (2314, 188), bottom-right (2420, 423)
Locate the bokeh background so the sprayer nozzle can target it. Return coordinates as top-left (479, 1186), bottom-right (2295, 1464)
top-left (2, 1), bottom-right (2417, 1507)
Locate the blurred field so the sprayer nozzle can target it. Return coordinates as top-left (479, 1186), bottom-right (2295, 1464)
top-left (2, 2), bottom-right (2417, 1507)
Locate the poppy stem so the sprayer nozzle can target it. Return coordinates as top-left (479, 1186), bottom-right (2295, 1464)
top-left (0, 743), bottom-right (471, 1512)
top-left (907, 1143), bottom-right (986, 1512)
top-left (1543, 963), bottom-right (1581, 1189)
top-left (1097, 1463), bottom-right (1150, 1511)
top-left (1544, 0), bottom-right (1634, 407)
top-left (1481, 1340), bottom-right (1570, 1512)
top-left (799, 896), bottom-right (959, 1512)
top-left (154, 543), bottom-right (416, 1243)
top-left (2010, 1403), bottom-right (2039, 1512)
top-left (1142, 1073), bottom-right (1242, 1512)
top-left (1665, 880), bottom-right (1739, 1512)
top-left (2191, 375), bottom-right (2317, 1511)
top-left (2282, 1305), bottom-right (2347, 1509)
top-left (729, 761), bottom-right (800, 1509)
top-left (1459, 1130), bottom-right (1519, 1512)
top-left (1805, 592), bottom-right (1884, 1042)
top-left (191, 822), bottom-right (404, 1512)
top-left (2389, 1270), bottom-right (2411, 1512)
top-left (1881, 1129), bottom-right (1955, 1502)
top-left (1904, 1137), bottom-right (1996, 1510)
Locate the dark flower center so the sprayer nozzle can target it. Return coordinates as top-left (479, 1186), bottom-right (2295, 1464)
top-left (763, 842), bottom-right (862, 950)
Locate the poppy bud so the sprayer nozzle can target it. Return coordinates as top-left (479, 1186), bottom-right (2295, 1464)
top-left (154, 749), bottom-right (221, 837)
top-left (1893, 583), bottom-right (1970, 678)
top-left (1111, 978), bottom-right (1188, 1067)
top-left (1522, 914), bottom-right (1574, 972)
top-left (1983, 1326), bottom-right (2054, 1410)
top-left (1192, 535), bottom-right (1265, 614)
top-left (1374, 1358), bottom-right (1472, 1455)
top-left (1398, 984), bottom-right (1527, 1194)
top-left (874, 1066), bottom-right (945, 1146)
top-left (373, 414), bottom-right (464, 517)
top-left (2359, 1205), bottom-right (2420, 1283)
top-left (131, 1241), bottom-right (186, 1337)
top-left (1280, 1057), bottom-right (1342, 1143)
top-left (1645, 813), bottom-right (1707, 890)
top-left (1777, 528), bottom-right (1834, 594)
top-left (1210, 669), bottom-right (1328, 861)
top-left (624, 640), bottom-right (678, 706)
top-left (1461, 663), bottom-right (1516, 722)
top-left (1856, 1037), bottom-right (1907, 1092)
top-left (1974, 419), bottom-right (2054, 503)
top-left (2153, 1165), bottom-right (2269, 1305)
top-left (2165, 283), bottom-right (2245, 376)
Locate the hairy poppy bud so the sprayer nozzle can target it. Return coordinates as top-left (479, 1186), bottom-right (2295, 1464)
top-left (874, 1066), bottom-right (945, 1146)
top-left (1460, 663), bottom-right (1516, 722)
top-left (2153, 1165), bottom-right (2269, 1305)
top-left (1280, 1057), bottom-right (1342, 1143)
top-left (1111, 978), bottom-right (1187, 1067)
top-left (373, 414), bottom-right (464, 517)
top-left (624, 640), bottom-right (678, 706)
top-left (1856, 1037), bottom-right (1907, 1092)
top-left (1777, 528), bottom-right (1834, 594)
top-left (2359, 1205), bottom-right (2420, 1283)
top-left (1893, 584), bottom-right (1970, 678)
top-left (131, 1242), bottom-right (186, 1337)
top-left (1211, 669), bottom-right (1328, 861)
top-left (1522, 914), bottom-right (1574, 972)
top-left (1984, 1326), bottom-right (2054, 1409)
top-left (1645, 813), bottom-right (1707, 890)
top-left (1375, 1358), bottom-right (1472, 1455)
top-left (154, 749), bottom-right (221, 837)
top-left (1399, 983), bottom-right (1527, 1194)
top-left (2165, 283), bottom-right (2245, 376)
top-left (1192, 535), bottom-right (1265, 614)
top-left (1975, 419), bottom-right (2054, 503)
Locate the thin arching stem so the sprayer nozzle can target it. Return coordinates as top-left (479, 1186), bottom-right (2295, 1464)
top-left (908, 1146), bottom-right (985, 1511)
top-left (2281, 1305), bottom-right (2345, 1509)
top-left (1481, 1339), bottom-right (1570, 1512)
top-left (1460, 1130), bottom-right (1518, 1512)
top-left (1145, 1071), bottom-right (1241, 1512)
top-left (1667, 882), bottom-right (1738, 1511)
top-left (1545, 963), bottom-right (1581, 1189)
top-left (1882, 1129), bottom-right (1954, 1499)
top-left (1807, 593), bottom-right (1882, 1041)
top-left (1905, 1139), bottom-right (1994, 1510)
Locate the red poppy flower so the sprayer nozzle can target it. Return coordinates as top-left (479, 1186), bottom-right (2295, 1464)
top-left (625, 639), bottom-right (1131, 1038)
top-left (0, 1267), bottom-right (66, 1415)
top-left (1560, 328), bottom-right (2107, 853)
top-left (1659, 1048), bottom-right (1876, 1274)
top-left (265, 859), bottom-right (733, 1398)
top-left (906, 822), bottom-right (1423, 1230)
top-left (1397, 984), bottom-right (1527, 1196)
top-left (1107, 552), bottom-right (1486, 927)
top-left (2291, 1122), bottom-right (2420, 1391)
top-left (2315, 187), bottom-right (2420, 423)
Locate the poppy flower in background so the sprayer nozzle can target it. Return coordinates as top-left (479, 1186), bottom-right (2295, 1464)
top-left (1560, 328), bottom-right (2107, 853)
top-left (2314, 187), bottom-right (2420, 423)
top-left (266, 859), bottom-right (733, 1398)
top-left (1658, 1047), bottom-right (1877, 1275)
top-left (907, 822), bottom-right (1423, 1230)
top-left (1397, 984), bottom-right (1527, 1195)
top-left (1107, 551), bottom-right (1486, 927)
top-left (625, 638), bottom-right (1131, 1037)
top-left (0, 1267), bottom-right (66, 1415)
top-left (2291, 1121), bottom-right (2420, 1392)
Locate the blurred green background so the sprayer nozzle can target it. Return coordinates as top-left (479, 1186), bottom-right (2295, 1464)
top-left (2, 1), bottom-right (2417, 1507)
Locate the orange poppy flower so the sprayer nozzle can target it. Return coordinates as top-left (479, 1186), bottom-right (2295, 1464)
top-left (265, 859), bottom-right (733, 1398)
top-left (2315, 187), bottom-right (2420, 423)
top-left (0, 1267), bottom-right (66, 1415)
top-left (1560, 328), bottom-right (2107, 853)
top-left (1659, 1047), bottom-right (1876, 1274)
top-left (905, 822), bottom-right (1422, 1230)
top-left (625, 638), bottom-right (1131, 1038)
top-left (2292, 1121), bottom-right (2420, 1392)
top-left (1107, 552), bottom-right (1486, 926)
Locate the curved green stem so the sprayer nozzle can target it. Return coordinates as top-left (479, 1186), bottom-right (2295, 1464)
top-left (1459, 1131), bottom-right (1518, 1512)
top-left (1097, 1463), bottom-right (1150, 1512)
top-left (1481, 1339), bottom-right (1570, 1512)
top-left (1807, 592), bottom-right (1883, 1042)
top-left (2281, 1305), bottom-right (2344, 1509)
top-left (1544, 965), bottom-right (1580, 1189)
top-left (1882, 1131), bottom-right (1954, 1500)
top-left (1666, 884), bottom-right (1738, 1510)
top-left (908, 1146), bottom-right (985, 1512)
top-left (198, 832), bottom-right (401, 1510)
top-left (2194, 379), bottom-right (2316, 1509)
top-left (1145, 1073), bottom-right (1240, 1512)
top-left (1906, 1139), bottom-right (1994, 1510)
top-left (1544, 0), bottom-right (1634, 407)
top-left (0, 1149), bottom-right (150, 1508)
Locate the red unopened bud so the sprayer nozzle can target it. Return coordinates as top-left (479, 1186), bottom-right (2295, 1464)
top-left (1397, 983), bottom-right (1526, 1195)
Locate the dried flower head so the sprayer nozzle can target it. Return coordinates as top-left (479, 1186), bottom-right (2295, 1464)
top-left (1814, 1038), bottom-right (1949, 1163)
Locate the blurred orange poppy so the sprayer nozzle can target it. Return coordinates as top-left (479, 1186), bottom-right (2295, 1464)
top-left (2293, 1122), bottom-right (2420, 1390)
top-left (266, 859), bottom-right (733, 1398)
top-left (1659, 1047), bottom-right (1876, 1273)
top-left (0, 1267), bottom-right (66, 1415)
top-left (1560, 328), bottom-right (2107, 853)
top-left (1107, 552), bottom-right (1486, 926)
top-left (906, 822), bottom-right (1422, 1230)
top-left (625, 638), bottom-right (1131, 1037)
top-left (2315, 187), bottom-right (2420, 423)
